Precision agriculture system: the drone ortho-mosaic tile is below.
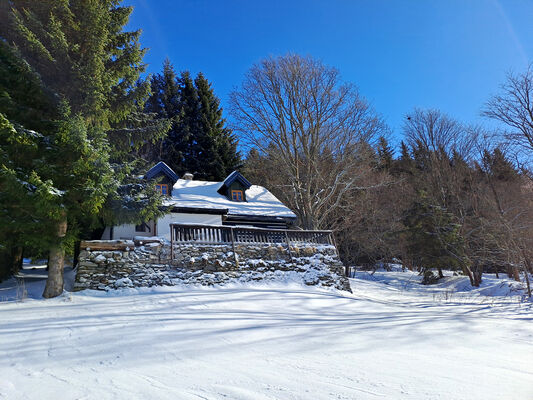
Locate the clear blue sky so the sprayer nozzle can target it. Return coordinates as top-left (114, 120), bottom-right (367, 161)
top-left (125, 0), bottom-right (533, 145)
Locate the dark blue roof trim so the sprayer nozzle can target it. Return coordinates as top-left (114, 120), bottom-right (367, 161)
top-left (145, 161), bottom-right (179, 182)
top-left (220, 171), bottom-right (252, 190)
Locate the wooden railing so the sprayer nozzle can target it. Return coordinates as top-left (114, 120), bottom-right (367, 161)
top-left (169, 223), bottom-right (335, 260)
top-left (170, 223), bottom-right (334, 245)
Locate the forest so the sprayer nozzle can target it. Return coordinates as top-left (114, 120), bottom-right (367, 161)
top-left (0, 0), bottom-right (531, 298)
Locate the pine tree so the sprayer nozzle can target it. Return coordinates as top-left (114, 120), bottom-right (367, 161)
top-left (142, 59), bottom-right (180, 161)
top-left (376, 136), bottom-right (394, 170)
top-left (0, 1), bottom-right (168, 296)
top-left (195, 73), bottom-right (241, 180)
top-left (481, 148), bottom-right (519, 182)
top-left (0, 43), bottom-right (57, 280)
top-left (0, 42), bottom-right (112, 290)
top-left (393, 141), bottom-right (415, 175)
top-left (145, 63), bottom-right (241, 180)
top-left (402, 192), bottom-right (466, 283)
top-left (174, 71), bottom-right (201, 175)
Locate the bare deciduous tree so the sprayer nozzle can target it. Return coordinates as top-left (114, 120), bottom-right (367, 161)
top-left (230, 54), bottom-right (387, 229)
top-left (404, 108), bottom-right (477, 158)
top-left (482, 66), bottom-right (533, 174)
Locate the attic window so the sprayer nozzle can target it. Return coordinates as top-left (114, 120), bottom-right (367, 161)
top-left (155, 184), bottom-right (168, 195)
top-left (231, 190), bottom-right (243, 202)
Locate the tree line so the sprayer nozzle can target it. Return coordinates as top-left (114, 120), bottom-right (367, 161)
top-left (236, 55), bottom-right (532, 293)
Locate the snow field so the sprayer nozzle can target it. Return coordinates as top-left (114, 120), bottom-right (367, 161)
top-left (0, 270), bottom-right (531, 399)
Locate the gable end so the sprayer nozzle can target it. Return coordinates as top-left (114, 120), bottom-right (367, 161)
top-left (217, 171), bottom-right (252, 201)
top-left (145, 161), bottom-right (179, 185)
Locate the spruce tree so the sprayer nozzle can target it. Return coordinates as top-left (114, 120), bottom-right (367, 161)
top-left (402, 193), bottom-right (466, 283)
top-left (393, 141), bottom-right (415, 175)
top-left (174, 71), bottom-right (201, 175)
top-left (376, 136), bottom-right (394, 170)
top-left (195, 73), bottom-right (241, 180)
top-left (142, 59), bottom-right (180, 161)
top-left (145, 63), bottom-right (241, 180)
top-left (0, 0), bottom-right (168, 296)
top-left (481, 148), bottom-right (519, 182)
top-left (0, 42), bottom-right (58, 280)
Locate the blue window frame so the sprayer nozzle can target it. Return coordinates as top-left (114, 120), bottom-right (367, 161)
top-left (156, 184), bottom-right (168, 195)
top-left (231, 190), bottom-right (243, 201)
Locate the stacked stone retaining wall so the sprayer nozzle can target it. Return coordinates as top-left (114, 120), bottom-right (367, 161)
top-left (74, 239), bottom-right (351, 292)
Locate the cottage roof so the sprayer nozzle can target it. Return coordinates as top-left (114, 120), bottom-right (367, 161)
top-left (217, 170), bottom-right (252, 194)
top-left (164, 178), bottom-right (297, 219)
top-left (145, 161), bottom-right (179, 182)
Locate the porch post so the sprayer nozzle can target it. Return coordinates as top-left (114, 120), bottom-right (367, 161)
top-left (284, 230), bottom-right (294, 262)
top-left (170, 224), bottom-right (174, 262)
top-left (230, 227), bottom-right (238, 266)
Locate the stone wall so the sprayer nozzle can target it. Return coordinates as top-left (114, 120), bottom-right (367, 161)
top-left (74, 239), bottom-right (351, 292)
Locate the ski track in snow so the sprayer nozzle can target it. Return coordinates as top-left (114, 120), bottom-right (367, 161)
top-left (0, 270), bottom-right (532, 399)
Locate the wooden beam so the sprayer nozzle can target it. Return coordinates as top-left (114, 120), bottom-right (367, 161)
top-left (80, 240), bottom-right (134, 251)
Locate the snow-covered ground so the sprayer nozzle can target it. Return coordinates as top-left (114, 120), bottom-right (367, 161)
top-left (1, 269), bottom-right (532, 399)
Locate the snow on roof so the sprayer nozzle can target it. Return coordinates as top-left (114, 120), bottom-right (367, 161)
top-left (163, 179), bottom-right (297, 219)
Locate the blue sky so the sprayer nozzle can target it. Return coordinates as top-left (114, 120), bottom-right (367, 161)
top-left (125, 0), bottom-right (533, 145)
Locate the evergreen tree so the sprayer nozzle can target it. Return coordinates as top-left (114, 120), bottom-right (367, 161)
top-left (400, 141), bottom-right (411, 161)
top-left (0, 42), bottom-right (58, 280)
top-left (142, 59), bottom-right (180, 161)
top-left (174, 71), bottom-right (202, 174)
top-left (195, 73), bottom-right (241, 180)
top-left (145, 63), bottom-right (241, 180)
top-left (481, 148), bottom-right (519, 182)
top-left (0, 42), bottom-right (114, 291)
top-left (376, 136), bottom-right (394, 170)
top-left (0, 1), bottom-right (168, 296)
top-left (393, 141), bottom-right (415, 175)
top-left (402, 192), bottom-right (466, 283)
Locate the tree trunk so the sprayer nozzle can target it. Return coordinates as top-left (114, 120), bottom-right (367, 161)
top-left (473, 270), bottom-right (482, 287)
top-left (43, 215), bottom-right (68, 299)
top-left (43, 243), bottom-right (65, 298)
top-left (523, 266), bottom-right (532, 298)
top-left (462, 264), bottom-right (475, 287)
top-left (522, 254), bottom-right (532, 298)
top-left (471, 263), bottom-right (483, 287)
top-left (11, 246), bottom-right (23, 275)
top-left (73, 240), bottom-right (81, 268)
top-left (511, 265), bottom-right (521, 282)
top-left (0, 249), bottom-right (12, 281)
top-left (438, 267), bottom-right (444, 279)
top-left (0, 244), bottom-right (23, 281)
top-left (525, 255), bottom-right (533, 274)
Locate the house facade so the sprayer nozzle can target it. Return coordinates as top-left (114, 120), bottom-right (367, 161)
top-left (101, 162), bottom-right (297, 240)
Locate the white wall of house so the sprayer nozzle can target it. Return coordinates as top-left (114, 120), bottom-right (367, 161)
top-left (157, 212), bottom-right (222, 240)
top-left (101, 226), bottom-right (112, 240)
top-left (101, 221), bottom-right (157, 240)
top-left (114, 221), bottom-right (155, 239)
top-left (100, 213), bottom-right (222, 240)
top-left (109, 224), bottom-right (138, 240)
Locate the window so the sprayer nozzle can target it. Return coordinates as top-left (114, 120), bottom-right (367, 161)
top-left (135, 222), bottom-right (151, 233)
top-left (155, 184), bottom-right (168, 195)
top-left (231, 190), bottom-right (243, 201)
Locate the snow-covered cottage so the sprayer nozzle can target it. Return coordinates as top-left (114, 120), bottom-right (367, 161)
top-left (101, 162), bottom-right (297, 240)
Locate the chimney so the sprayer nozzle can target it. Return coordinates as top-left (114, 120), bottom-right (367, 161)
top-left (182, 172), bottom-right (194, 180)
